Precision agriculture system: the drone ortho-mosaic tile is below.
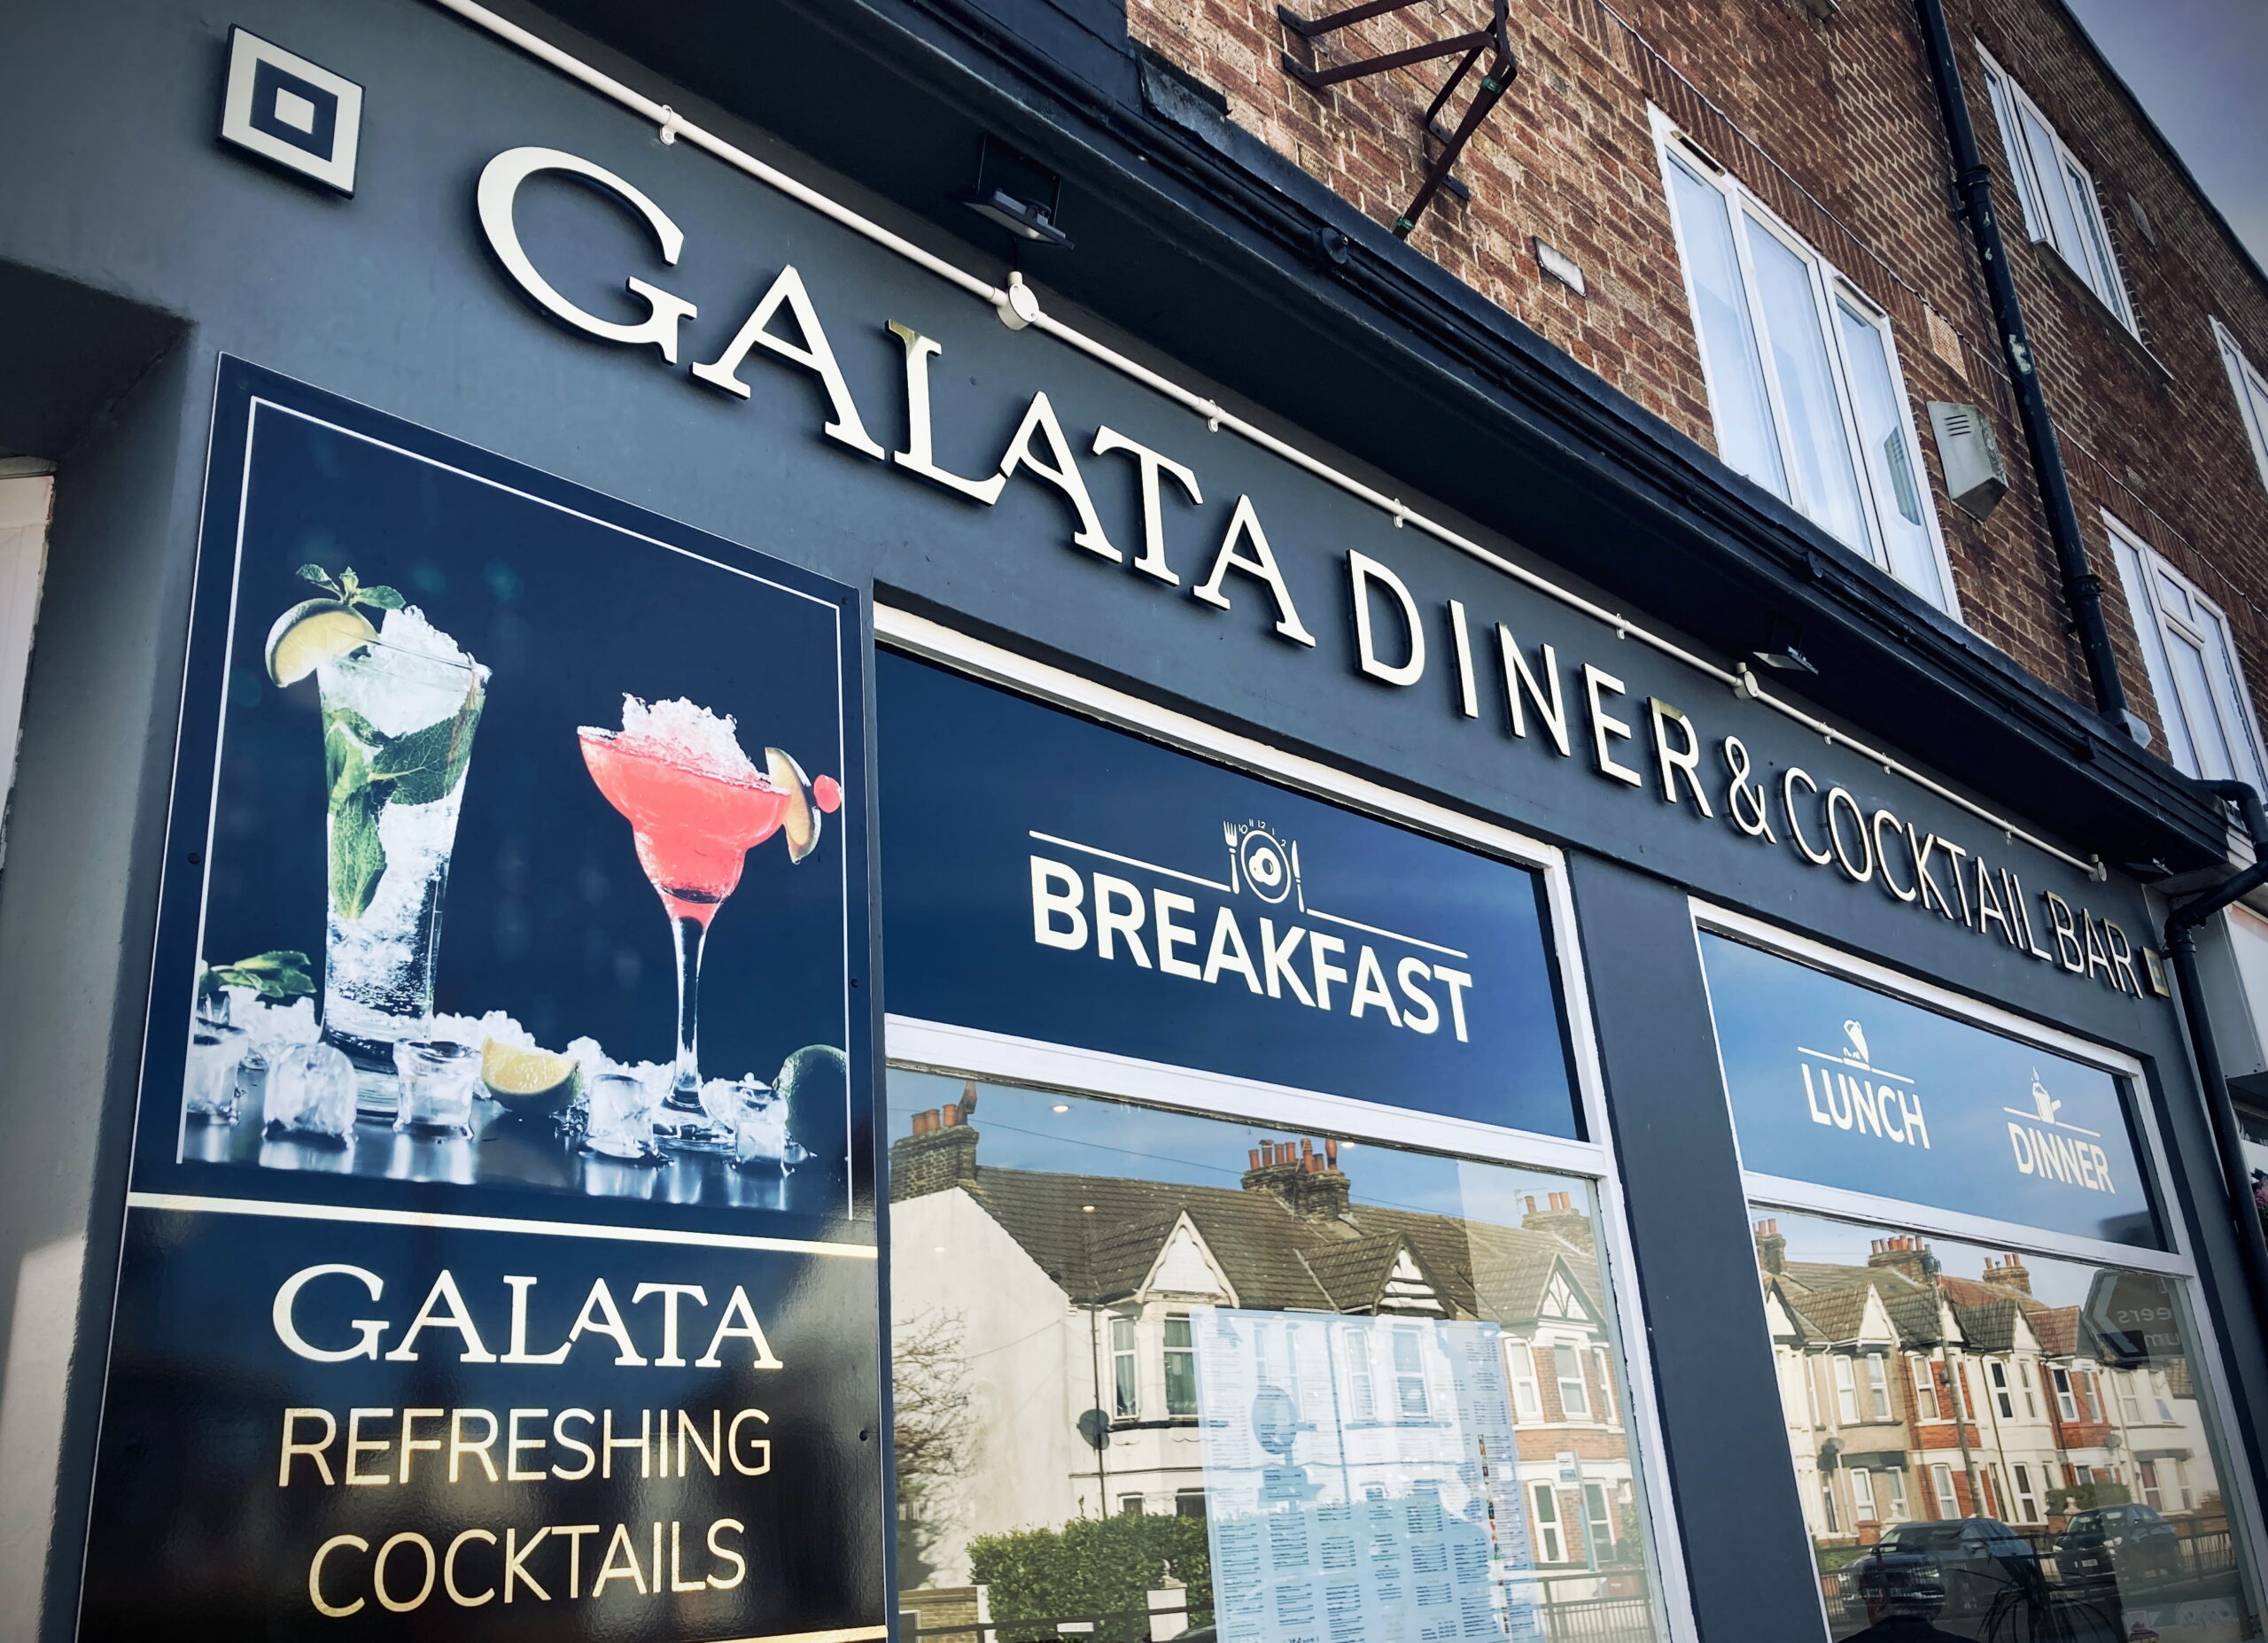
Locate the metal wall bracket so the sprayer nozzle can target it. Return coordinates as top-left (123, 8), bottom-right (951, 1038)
top-left (1277, 0), bottom-right (1517, 237)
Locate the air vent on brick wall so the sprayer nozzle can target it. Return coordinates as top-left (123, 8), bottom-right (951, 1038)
top-left (1277, 0), bottom-right (1518, 238)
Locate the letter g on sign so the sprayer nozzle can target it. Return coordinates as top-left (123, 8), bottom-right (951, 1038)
top-left (477, 147), bottom-right (699, 362)
top-left (274, 1263), bottom-right (389, 1361)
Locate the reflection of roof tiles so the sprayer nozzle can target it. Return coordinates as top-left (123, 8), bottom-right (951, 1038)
top-left (1953, 1298), bottom-right (2023, 1355)
top-left (2031, 1306), bottom-right (2082, 1358)
top-left (1783, 1286), bottom-right (1871, 1343)
top-left (946, 1162), bottom-right (1592, 1323)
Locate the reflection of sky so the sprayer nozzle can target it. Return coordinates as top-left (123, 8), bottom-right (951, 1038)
top-left (887, 1069), bottom-right (1593, 1231)
top-left (1761, 1205), bottom-right (2101, 1310)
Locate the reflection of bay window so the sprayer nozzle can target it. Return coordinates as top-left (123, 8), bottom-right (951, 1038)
top-left (1864, 1354), bottom-right (1892, 1421)
top-left (1908, 1354), bottom-right (1942, 1421)
top-left (1596, 1347), bottom-right (1620, 1427)
top-left (1111, 1315), bottom-right (1139, 1418)
top-left (1342, 1326), bottom-right (1376, 1421)
top-left (1582, 1483), bottom-right (1616, 1558)
top-left (2140, 1461), bottom-right (2163, 1511)
top-left (2013, 1462), bottom-right (2039, 1523)
top-left (1553, 1345), bottom-right (1591, 1419)
top-left (1850, 1467), bottom-right (1876, 1521)
top-left (1392, 1326), bottom-right (1431, 1419)
top-left (1834, 1356), bottom-right (1860, 1423)
top-left (2117, 1372), bottom-right (2141, 1423)
top-left (1163, 1314), bottom-right (1196, 1417)
top-left (1884, 1469), bottom-right (1909, 1519)
top-left (1930, 1462), bottom-right (1961, 1518)
top-left (1508, 1340), bottom-right (1542, 1420)
top-left (1530, 1484), bottom-right (1566, 1563)
top-left (1819, 1476), bottom-right (1840, 1534)
top-left (1990, 1361), bottom-right (2016, 1419)
top-left (2053, 1367), bottom-right (2080, 1422)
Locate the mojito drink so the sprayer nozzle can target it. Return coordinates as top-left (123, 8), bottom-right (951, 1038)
top-left (312, 608), bottom-right (485, 1069)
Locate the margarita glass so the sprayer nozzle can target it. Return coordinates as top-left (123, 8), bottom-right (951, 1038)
top-left (579, 697), bottom-right (805, 1143)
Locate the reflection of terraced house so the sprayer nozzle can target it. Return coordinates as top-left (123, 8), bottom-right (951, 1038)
top-left (888, 1096), bottom-right (1643, 1599)
top-left (1755, 1222), bottom-right (2215, 1544)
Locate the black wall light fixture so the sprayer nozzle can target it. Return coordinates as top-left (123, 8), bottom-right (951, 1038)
top-left (1278, 0), bottom-right (1517, 237)
top-left (1754, 613), bottom-right (1818, 675)
top-left (959, 136), bottom-right (1072, 249)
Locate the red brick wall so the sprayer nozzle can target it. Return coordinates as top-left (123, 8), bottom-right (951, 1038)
top-left (1131, 0), bottom-right (2268, 749)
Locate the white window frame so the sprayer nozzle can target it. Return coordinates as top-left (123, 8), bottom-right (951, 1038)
top-left (1693, 901), bottom-right (2266, 1623)
top-left (1990, 1360), bottom-right (2016, 1420)
top-left (2053, 1367), bottom-right (2080, 1422)
top-left (1863, 1353), bottom-right (1892, 1421)
top-left (1850, 1467), bottom-right (1876, 1521)
top-left (1508, 1338), bottom-right (1543, 1420)
top-left (1833, 1355), bottom-right (1860, 1424)
top-left (876, 608), bottom-right (1696, 1643)
top-left (1650, 108), bottom-right (1960, 616)
top-left (1977, 44), bottom-right (2137, 332)
top-left (1553, 1343), bottom-right (1592, 1420)
top-left (0, 472), bottom-right (55, 866)
top-left (1531, 1483), bottom-right (1567, 1564)
top-left (1930, 1462), bottom-right (1961, 1519)
top-left (1884, 1468), bottom-right (1909, 1521)
top-left (2012, 1462), bottom-right (2039, 1523)
top-left (2107, 511), bottom-right (2268, 788)
top-left (1110, 1314), bottom-right (1140, 1419)
top-left (1163, 1313), bottom-right (1198, 1417)
top-left (1342, 1324), bottom-right (1377, 1421)
top-left (1908, 1353), bottom-right (1943, 1422)
top-left (2213, 319), bottom-right (2268, 497)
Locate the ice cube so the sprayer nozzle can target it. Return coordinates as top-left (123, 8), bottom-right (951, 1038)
top-left (185, 1023), bottom-right (250, 1122)
top-left (584, 1072), bottom-right (663, 1161)
top-left (607, 694), bottom-right (762, 785)
top-left (266, 1043), bottom-right (358, 1139)
top-left (733, 1082), bottom-right (790, 1172)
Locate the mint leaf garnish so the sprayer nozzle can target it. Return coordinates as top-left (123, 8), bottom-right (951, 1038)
top-left (204, 950), bottom-right (315, 1001)
top-left (330, 786), bottom-right (388, 920)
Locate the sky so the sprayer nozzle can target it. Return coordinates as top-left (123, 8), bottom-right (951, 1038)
top-left (2063, 0), bottom-right (2268, 269)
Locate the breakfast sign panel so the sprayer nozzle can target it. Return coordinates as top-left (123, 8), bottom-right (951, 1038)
top-left (877, 652), bottom-right (1581, 1138)
top-left (79, 360), bottom-right (884, 1643)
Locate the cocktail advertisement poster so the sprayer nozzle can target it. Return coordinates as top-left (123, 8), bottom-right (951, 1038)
top-left (77, 360), bottom-right (885, 1643)
top-left (133, 358), bottom-right (874, 1232)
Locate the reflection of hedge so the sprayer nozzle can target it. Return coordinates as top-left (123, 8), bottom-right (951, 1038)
top-left (968, 1515), bottom-right (1214, 1643)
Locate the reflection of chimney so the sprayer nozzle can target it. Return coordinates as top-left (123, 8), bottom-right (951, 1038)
top-left (889, 1081), bottom-right (981, 1201)
top-left (1868, 1235), bottom-right (1932, 1284)
top-left (1520, 1189), bottom-right (1594, 1254)
top-left (1241, 1138), bottom-right (1351, 1220)
top-left (1755, 1218), bottom-right (1787, 1275)
top-left (1981, 1253), bottom-right (2032, 1296)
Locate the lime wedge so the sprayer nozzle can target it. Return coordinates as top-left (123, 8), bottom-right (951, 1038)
top-left (266, 599), bottom-right (377, 686)
top-left (766, 747), bottom-right (822, 863)
top-left (481, 1041), bottom-right (582, 1110)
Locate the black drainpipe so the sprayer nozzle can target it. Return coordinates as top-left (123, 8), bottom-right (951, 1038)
top-left (2164, 781), bottom-right (2268, 1341)
top-left (1913, 0), bottom-right (2139, 740)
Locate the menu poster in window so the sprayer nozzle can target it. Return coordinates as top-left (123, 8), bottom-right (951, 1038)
top-left (1701, 933), bottom-right (2162, 1248)
top-left (1191, 1309), bottom-right (1542, 1643)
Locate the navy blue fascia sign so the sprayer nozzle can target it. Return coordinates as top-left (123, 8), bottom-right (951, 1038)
top-left (1701, 932), bottom-right (2163, 1249)
top-left (878, 652), bottom-right (1582, 1137)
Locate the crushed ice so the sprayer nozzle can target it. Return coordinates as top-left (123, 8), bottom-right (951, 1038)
top-left (606, 694), bottom-right (765, 784)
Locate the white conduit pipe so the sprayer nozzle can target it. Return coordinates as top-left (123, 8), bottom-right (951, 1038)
top-left (428, 0), bottom-right (2097, 877)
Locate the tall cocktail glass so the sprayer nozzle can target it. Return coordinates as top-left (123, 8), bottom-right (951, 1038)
top-left (315, 633), bottom-right (485, 1085)
top-left (579, 706), bottom-right (788, 1143)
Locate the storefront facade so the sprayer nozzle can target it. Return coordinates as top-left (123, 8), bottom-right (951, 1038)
top-left (0, 4), bottom-right (2262, 1643)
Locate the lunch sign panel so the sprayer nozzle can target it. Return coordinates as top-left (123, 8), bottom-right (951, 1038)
top-left (1700, 931), bottom-right (2163, 1249)
top-left (79, 360), bottom-right (883, 1643)
top-left (878, 652), bottom-right (1582, 1138)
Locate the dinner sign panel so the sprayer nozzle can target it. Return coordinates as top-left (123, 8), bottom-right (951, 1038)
top-left (1701, 932), bottom-right (2162, 1249)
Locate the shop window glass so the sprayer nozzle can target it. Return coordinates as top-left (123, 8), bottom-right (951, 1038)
top-left (1705, 923), bottom-right (2262, 1642)
top-left (1748, 1209), bottom-right (2255, 1641)
top-left (886, 1073), bottom-right (1673, 1638)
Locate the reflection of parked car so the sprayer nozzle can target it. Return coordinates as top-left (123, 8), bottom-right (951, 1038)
top-left (2054, 1505), bottom-right (2181, 1586)
top-left (1857, 1520), bottom-right (2045, 1617)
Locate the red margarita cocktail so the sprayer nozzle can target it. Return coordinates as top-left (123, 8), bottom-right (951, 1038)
top-left (579, 696), bottom-right (836, 1139)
